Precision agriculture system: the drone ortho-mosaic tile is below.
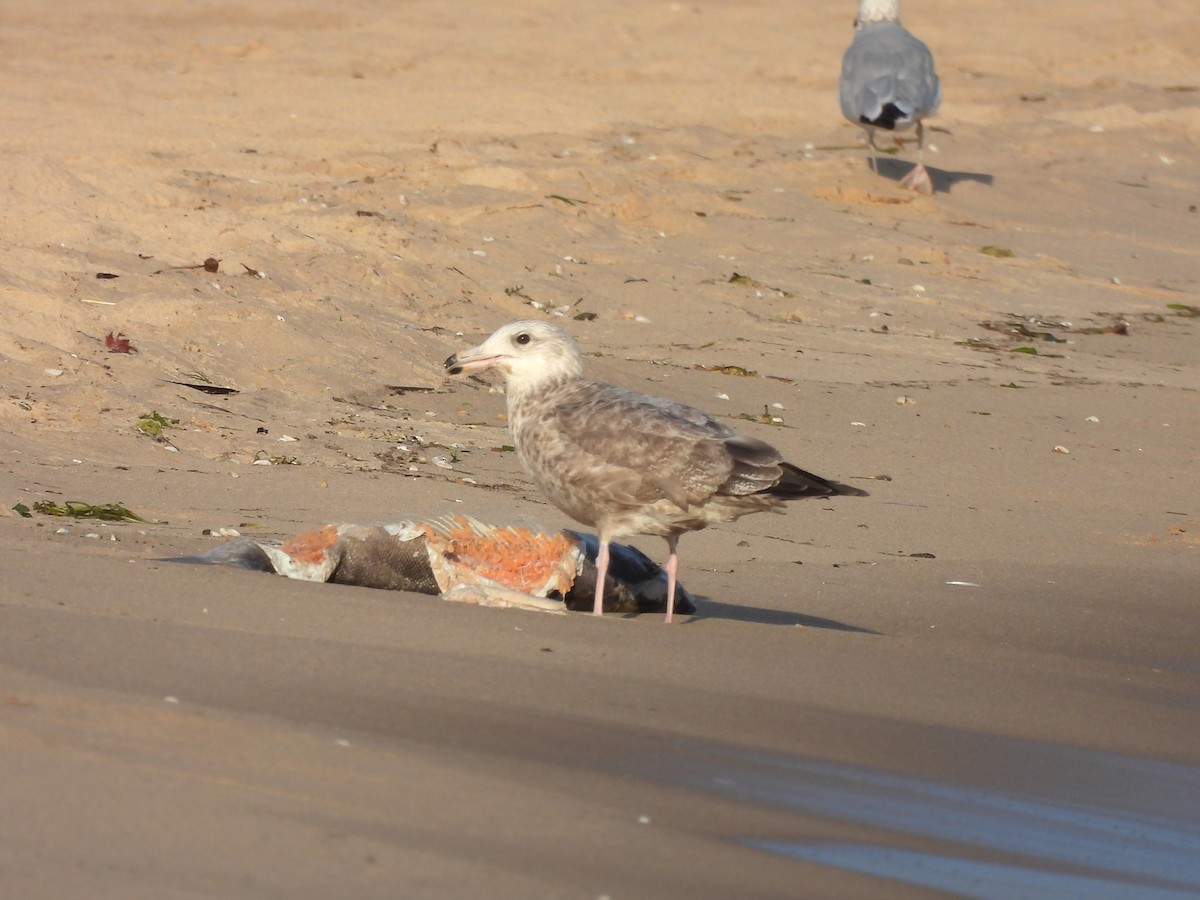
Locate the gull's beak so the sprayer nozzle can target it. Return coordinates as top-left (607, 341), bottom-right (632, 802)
top-left (444, 342), bottom-right (507, 376)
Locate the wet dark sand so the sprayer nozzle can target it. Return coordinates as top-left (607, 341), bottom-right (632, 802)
top-left (3, 454), bottom-right (1198, 897)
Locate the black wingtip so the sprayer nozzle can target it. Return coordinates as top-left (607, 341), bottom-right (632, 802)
top-left (444, 354), bottom-right (463, 375)
top-left (773, 463), bottom-right (870, 499)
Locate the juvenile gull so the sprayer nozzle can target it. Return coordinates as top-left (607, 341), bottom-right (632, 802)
top-left (445, 321), bottom-right (866, 623)
top-left (839, 0), bottom-right (941, 194)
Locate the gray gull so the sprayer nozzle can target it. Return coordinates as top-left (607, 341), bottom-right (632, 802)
top-left (839, 0), bottom-right (941, 194)
top-left (444, 321), bottom-right (866, 623)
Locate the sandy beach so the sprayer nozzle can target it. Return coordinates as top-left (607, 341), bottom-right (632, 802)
top-left (2, 1), bottom-right (1198, 896)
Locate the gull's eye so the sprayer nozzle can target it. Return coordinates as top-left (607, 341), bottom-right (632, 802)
top-left (514, 332), bottom-right (531, 346)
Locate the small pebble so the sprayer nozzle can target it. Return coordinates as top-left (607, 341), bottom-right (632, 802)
top-left (1053, 445), bottom-right (1070, 454)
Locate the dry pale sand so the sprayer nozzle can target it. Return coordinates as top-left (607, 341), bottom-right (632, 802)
top-left (2, 1), bottom-right (1199, 897)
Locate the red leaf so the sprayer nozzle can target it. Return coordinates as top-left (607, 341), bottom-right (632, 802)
top-left (105, 331), bottom-right (135, 353)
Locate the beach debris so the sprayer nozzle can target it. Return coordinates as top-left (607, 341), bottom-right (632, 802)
top-left (105, 331), bottom-right (136, 353)
top-left (1053, 445), bottom-right (1070, 454)
top-left (166, 380), bottom-right (239, 395)
top-left (28, 500), bottom-right (155, 523)
top-left (168, 514), bottom-right (695, 616)
top-left (152, 257), bottom-right (220, 275)
top-left (981, 314), bottom-right (1129, 339)
top-left (696, 363), bottom-right (758, 377)
top-left (136, 411), bottom-right (179, 439)
top-left (12, 503), bottom-right (32, 518)
top-left (979, 320), bottom-right (1066, 343)
top-left (717, 272), bottom-right (794, 297)
top-left (979, 246), bottom-right (1015, 258)
top-left (739, 406), bottom-right (787, 426)
top-left (253, 450), bottom-right (299, 466)
top-left (202, 527), bottom-right (241, 538)
top-left (1167, 303), bottom-right (1200, 318)
top-left (95, 272), bottom-right (120, 279)
top-left (965, 312), bottom-right (1132, 356)
top-left (1010, 346), bottom-right (1064, 357)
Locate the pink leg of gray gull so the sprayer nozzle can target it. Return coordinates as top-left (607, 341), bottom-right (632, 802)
top-left (445, 321), bottom-right (866, 623)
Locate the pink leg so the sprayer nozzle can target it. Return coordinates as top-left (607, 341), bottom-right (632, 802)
top-left (900, 121), bottom-right (934, 195)
top-left (592, 539), bottom-right (609, 616)
top-left (663, 534), bottom-right (679, 625)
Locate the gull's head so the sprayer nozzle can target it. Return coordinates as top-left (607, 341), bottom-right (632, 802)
top-left (855, 0), bottom-right (900, 27)
top-left (444, 320), bottom-right (585, 395)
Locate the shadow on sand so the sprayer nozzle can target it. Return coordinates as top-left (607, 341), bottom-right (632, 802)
top-left (685, 596), bottom-right (880, 633)
top-left (873, 157), bottom-right (995, 193)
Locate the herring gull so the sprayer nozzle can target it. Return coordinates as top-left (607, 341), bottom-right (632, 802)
top-left (839, 0), bottom-right (941, 194)
top-left (444, 321), bottom-right (866, 623)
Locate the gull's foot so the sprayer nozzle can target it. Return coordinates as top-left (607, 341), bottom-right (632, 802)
top-left (900, 163), bottom-right (934, 195)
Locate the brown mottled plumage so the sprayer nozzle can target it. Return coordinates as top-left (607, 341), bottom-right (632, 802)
top-left (445, 320), bottom-right (865, 623)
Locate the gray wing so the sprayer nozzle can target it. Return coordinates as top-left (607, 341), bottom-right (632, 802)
top-left (549, 382), bottom-right (783, 509)
top-left (839, 22), bottom-right (940, 128)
